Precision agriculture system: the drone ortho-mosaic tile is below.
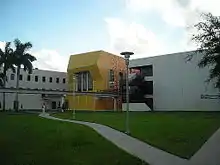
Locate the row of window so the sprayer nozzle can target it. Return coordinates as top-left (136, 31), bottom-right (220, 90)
top-left (10, 74), bottom-right (66, 84)
top-left (75, 71), bottom-right (93, 91)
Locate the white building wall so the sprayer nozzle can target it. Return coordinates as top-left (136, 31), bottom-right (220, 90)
top-left (0, 68), bottom-right (68, 110)
top-left (5, 68), bottom-right (68, 90)
top-left (130, 51), bottom-right (220, 111)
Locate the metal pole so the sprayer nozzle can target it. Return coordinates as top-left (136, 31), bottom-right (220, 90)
top-left (120, 51), bottom-right (134, 135)
top-left (73, 75), bottom-right (76, 119)
top-left (125, 60), bottom-right (130, 134)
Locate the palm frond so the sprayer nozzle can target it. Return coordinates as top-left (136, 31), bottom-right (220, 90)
top-left (14, 38), bottom-right (21, 48)
top-left (24, 53), bottom-right (36, 62)
top-left (23, 59), bottom-right (34, 74)
top-left (24, 42), bottom-right (32, 50)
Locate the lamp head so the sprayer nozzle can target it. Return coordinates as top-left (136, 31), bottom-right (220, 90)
top-left (121, 52), bottom-right (134, 65)
top-left (120, 52), bottom-right (134, 59)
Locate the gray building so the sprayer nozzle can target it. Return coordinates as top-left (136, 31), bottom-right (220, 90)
top-left (129, 51), bottom-right (220, 111)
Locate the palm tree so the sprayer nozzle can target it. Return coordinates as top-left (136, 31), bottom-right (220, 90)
top-left (13, 39), bottom-right (36, 111)
top-left (0, 42), bottom-right (16, 111)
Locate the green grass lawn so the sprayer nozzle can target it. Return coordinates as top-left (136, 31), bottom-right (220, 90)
top-left (53, 111), bottom-right (220, 159)
top-left (0, 113), bottom-right (147, 165)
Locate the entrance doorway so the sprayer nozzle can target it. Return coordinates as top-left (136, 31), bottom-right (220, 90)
top-left (51, 101), bottom-right (56, 109)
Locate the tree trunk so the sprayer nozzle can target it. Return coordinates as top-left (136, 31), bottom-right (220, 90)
top-left (15, 66), bottom-right (20, 112)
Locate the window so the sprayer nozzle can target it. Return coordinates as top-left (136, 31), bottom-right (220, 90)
top-left (74, 74), bottom-right (78, 91)
top-left (75, 71), bottom-right (92, 91)
top-left (56, 78), bottom-right (59, 83)
top-left (109, 69), bottom-right (114, 82)
top-left (27, 75), bottom-right (31, 81)
top-left (88, 72), bottom-right (93, 90)
top-left (142, 81), bottom-right (153, 95)
top-left (82, 72), bottom-right (87, 91)
top-left (49, 77), bottom-right (52, 83)
top-left (109, 70), bottom-right (114, 88)
top-left (42, 76), bottom-right (46, 83)
top-left (77, 73), bottom-right (82, 91)
top-left (63, 78), bottom-right (66, 84)
top-left (35, 76), bottom-right (38, 82)
top-left (19, 74), bottom-right (23, 80)
top-left (146, 98), bottom-right (153, 110)
top-left (140, 65), bottom-right (153, 76)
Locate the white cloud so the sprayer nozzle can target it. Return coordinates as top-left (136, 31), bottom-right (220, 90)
top-left (108, 0), bottom-right (220, 56)
top-left (0, 41), bottom-right (68, 72)
top-left (125, 0), bottom-right (220, 27)
top-left (31, 49), bottom-right (69, 72)
top-left (31, 49), bottom-right (68, 72)
top-left (0, 41), bottom-right (6, 51)
top-left (105, 18), bottom-right (167, 58)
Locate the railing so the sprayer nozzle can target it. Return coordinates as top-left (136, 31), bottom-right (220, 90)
top-left (0, 87), bottom-right (120, 97)
top-left (201, 94), bottom-right (220, 99)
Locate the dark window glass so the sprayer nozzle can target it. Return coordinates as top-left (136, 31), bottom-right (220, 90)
top-left (88, 72), bottom-right (93, 90)
top-left (56, 78), bottom-right (59, 83)
top-left (77, 73), bottom-right (82, 91)
top-left (19, 74), bottom-right (23, 80)
top-left (42, 76), bottom-right (46, 82)
top-left (145, 98), bottom-right (153, 110)
top-left (63, 78), bottom-right (66, 84)
top-left (140, 65), bottom-right (153, 76)
top-left (10, 74), bottom-right (15, 80)
top-left (49, 77), bottom-right (52, 83)
top-left (109, 69), bottom-right (114, 82)
top-left (83, 72), bottom-right (87, 91)
top-left (35, 76), bottom-right (38, 82)
top-left (27, 75), bottom-right (31, 81)
top-left (109, 70), bottom-right (114, 88)
top-left (142, 81), bottom-right (153, 95)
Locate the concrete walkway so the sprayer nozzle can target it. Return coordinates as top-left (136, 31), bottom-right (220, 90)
top-left (189, 127), bottom-right (220, 165)
top-left (39, 113), bottom-right (188, 165)
top-left (39, 113), bottom-right (220, 165)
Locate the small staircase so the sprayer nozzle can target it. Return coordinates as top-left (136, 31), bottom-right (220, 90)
top-left (122, 103), bottom-right (151, 111)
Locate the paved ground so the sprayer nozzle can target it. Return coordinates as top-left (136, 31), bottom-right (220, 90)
top-left (189, 127), bottom-right (220, 165)
top-left (39, 113), bottom-right (220, 165)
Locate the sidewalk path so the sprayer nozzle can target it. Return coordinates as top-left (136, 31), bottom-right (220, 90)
top-left (189, 127), bottom-right (220, 165)
top-left (39, 113), bottom-right (188, 165)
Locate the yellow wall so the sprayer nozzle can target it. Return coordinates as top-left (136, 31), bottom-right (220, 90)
top-left (67, 50), bottom-right (126, 111)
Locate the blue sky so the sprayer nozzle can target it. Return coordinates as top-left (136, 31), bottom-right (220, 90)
top-left (1, 0), bottom-right (121, 53)
top-left (0, 0), bottom-right (219, 71)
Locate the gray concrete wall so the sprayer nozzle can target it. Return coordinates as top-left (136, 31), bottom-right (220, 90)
top-left (130, 51), bottom-right (220, 111)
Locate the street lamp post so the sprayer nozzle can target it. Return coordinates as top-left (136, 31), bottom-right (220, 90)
top-left (120, 51), bottom-right (134, 134)
top-left (73, 75), bottom-right (76, 119)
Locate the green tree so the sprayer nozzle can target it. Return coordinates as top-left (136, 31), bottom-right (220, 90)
top-left (189, 12), bottom-right (220, 89)
top-left (13, 39), bottom-right (36, 111)
top-left (0, 42), bottom-right (16, 111)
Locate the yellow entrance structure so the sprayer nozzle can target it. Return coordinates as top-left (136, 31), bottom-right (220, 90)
top-left (67, 50), bottom-right (126, 111)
